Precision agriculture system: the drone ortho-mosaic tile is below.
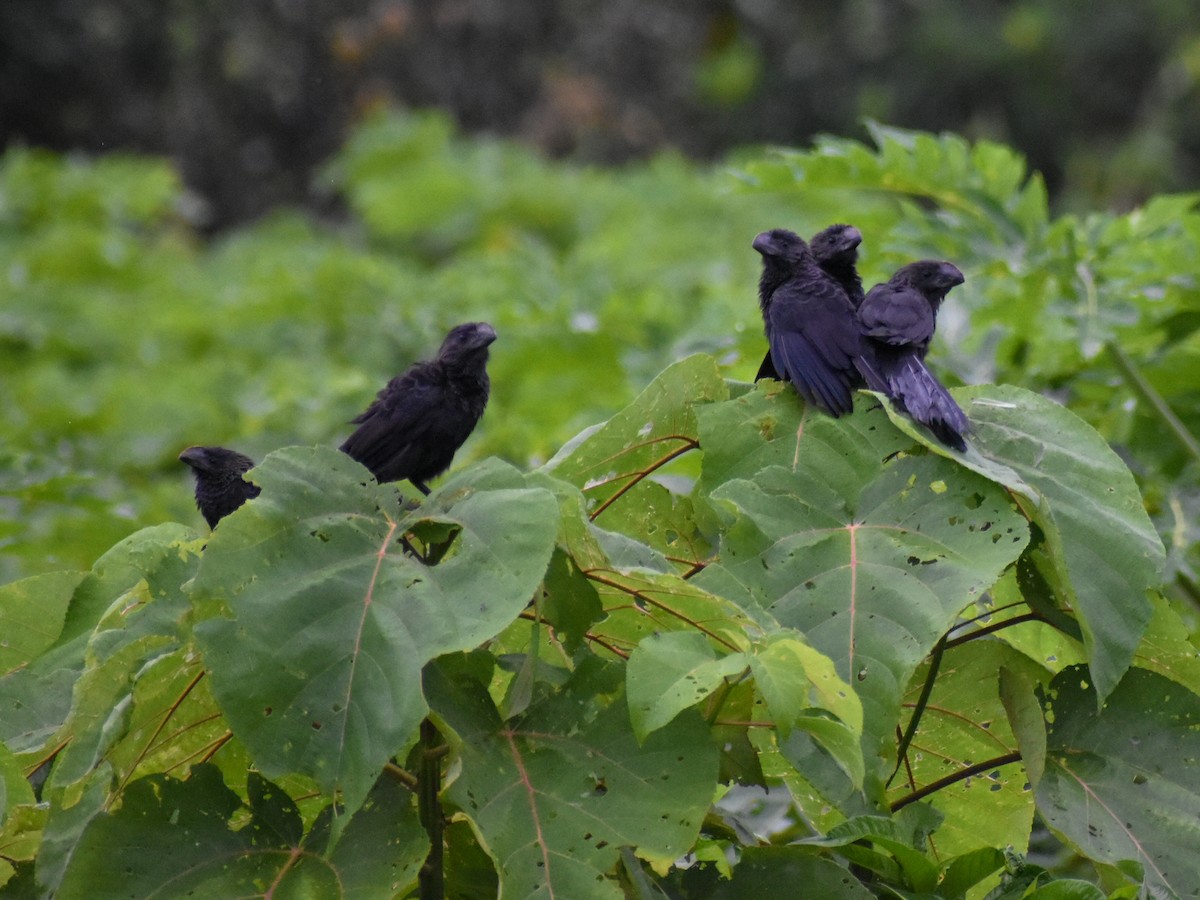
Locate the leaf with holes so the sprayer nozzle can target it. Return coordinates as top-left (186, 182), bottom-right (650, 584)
top-left (696, 383), bottom-right (911, 496)
top-left (542, 354), bottom-right (726, 518)
top-left (886, 384), bottom-right (1165, 704)
top-left (49, 530), bottom-right (198, 791)
top-left (191, 448), bottom-right (558, 819)
top-left (585, 479), bottom-right (717, 579)
top-left (886, 642), bottom-right (1042, 860)
top-left (585, 567), bottom-right (754, 659)
top-left (56, 764), bottom-right (425, 897)
top-left (1037, 665), bottom-right (1200, 899)
top-left (1130, 592), bottom-right (1200, 697)
top-left (694, 388), bottom-right (1029, 794)
top-left (429, 658), bottom-right (718, 899)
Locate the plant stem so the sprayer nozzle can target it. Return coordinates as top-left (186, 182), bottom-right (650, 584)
top-left (889, 752), bottom-right (1023, 811)
top-left (942, 612), bottom-right (1044, 650)
top-left (1107, 341), bottom-right (1200, 465)
top-left (887, 634), bottom-right (945, 788)
top-left (418, 718), bottom-right (445, 900)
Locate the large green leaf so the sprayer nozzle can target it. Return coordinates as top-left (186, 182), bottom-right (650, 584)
top-left (899, 384), bottom-right (1166, 703)
top-left (887, 642), bottom-right (1040, 858)
top-left (1038, 665), bottom-right (1200, 899)
top-left (0, 572), bottom-right (84, 674)
top-left (626, 631), bottom-right (746, 741)
top-left (750, 632), bottom-right (863, 739)
top-left (694, 389), bottom-right (1028, 790)
top-left (429, 658), bottom-right (718, 899)
top-left (0, 526), bottom-right (198, 757)
top-left (55, 765), bottom-right (425, 898)
top-left (51, 528), bottom-right (199, 789)
top-left (191, 448), bottom-right (558, 818)
top-left (672, 847), bottom-right (876, 898)
top-left (542, 353), bottom-right (726, 516)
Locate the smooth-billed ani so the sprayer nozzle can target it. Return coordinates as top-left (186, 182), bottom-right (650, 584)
top-left (179, 445), bottom-right (261, 529)
top-left (752, 228), bottom-right (878, 416)
top-left (857, 260), bottom-right (969, 451)
top-left (339, 321), bottom-right (496, 494)
top-left (755, 223), bottom-right (865, 382)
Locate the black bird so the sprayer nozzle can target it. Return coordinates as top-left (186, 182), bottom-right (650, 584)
top-left (752, 228), bottom-right (878, 416)
top-left (857, 260), bottom-right (969, 451)
top-left (340, 322), bottom-right (496, 494)
top-left (179, 446), bottom-right (261, 529)
top-left (756, 224), bottom-right (865, 382)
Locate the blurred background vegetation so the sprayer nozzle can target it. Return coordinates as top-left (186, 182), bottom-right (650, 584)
top-left (5, 0), bottom-right (1200, 229)
top-left (1, 1), bottom-right (1198, 615)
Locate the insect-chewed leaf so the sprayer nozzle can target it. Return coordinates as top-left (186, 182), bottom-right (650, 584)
top-left (1037, 665), bottom-right (1200, 900)
top-left (190, 448), bottom-right (557, 818)
top-left (886, 642), bottom-right (1040, 857)
top-left (893, 384), bottom-right (1164, 703)
top-left (428, 659), bottom-right (718, 900)
top-left (694, 389), bottom-right (1029, 785)
top-left (696, 384), bottom-right (911, 497)
top-left (55, 764), bottom-right (425, 898)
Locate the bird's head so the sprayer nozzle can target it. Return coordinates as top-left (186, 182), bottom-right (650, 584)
top-left (809, 224), bottom-right (862, 266)
top-left (178, 448), bottom-right (256, 482)
top-left (752, 228), bottom-right (811, 265)
top-left (437, 322), bottom-right (497, 364)
top-left (179, 445), bottom-right (256, 477)
top-left (895, 260), bottom-right (965, 301)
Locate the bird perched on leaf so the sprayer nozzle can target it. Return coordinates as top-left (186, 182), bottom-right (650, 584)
top-left (752, 228), bottom-right (879, 416)
top-left (857, 260), bottom-right (969, 451)
top-left (340, 322), bottom-right (496, 494)
top-left (179, 446), bottom-right (261, 529)
top-left (756, 223), bottom-right (865, 383)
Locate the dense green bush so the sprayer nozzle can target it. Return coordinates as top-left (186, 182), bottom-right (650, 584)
top-left (1, 113), bottom-right (1197, 897)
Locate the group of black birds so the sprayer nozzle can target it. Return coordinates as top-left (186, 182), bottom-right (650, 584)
top-left (181, 225), bottom-right (969, 529)
top-left (180, 321), bottom-right (497, 528)
top-left (753, 224), bottom-right (969, 449)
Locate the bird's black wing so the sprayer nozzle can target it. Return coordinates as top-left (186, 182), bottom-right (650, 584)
top-left (859, 284), bottom-right (967, 449)
top-left (857, 283), bottom-right (936, 350)
top-left (340, 364), bottom-right (447, 482)
top-left (767, 275), bottom-right (862, 416)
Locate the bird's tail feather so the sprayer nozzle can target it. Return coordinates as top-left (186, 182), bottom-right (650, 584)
top-left (887, 357), bottom-right (969, 451)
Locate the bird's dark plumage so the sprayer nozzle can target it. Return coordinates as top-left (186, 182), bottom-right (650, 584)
top-left (755, 224), bottom-right (865, 382)
top-left (857, 260), bottom-right (969, 450)
top-left (179, 446), bottom-right (261, 529)
top-left (752, 228), bottom-right (878, 416)
top-left (339, 322), bottom-right (496, 494)
top-left (809, 223), bottom-right (865, 307)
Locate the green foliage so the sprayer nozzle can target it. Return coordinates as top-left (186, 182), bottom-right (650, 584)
top-left (2, 115), bottom-right (1199, 897)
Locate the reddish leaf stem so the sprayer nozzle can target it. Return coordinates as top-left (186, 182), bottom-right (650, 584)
top-left (588, 437), bottom-right (699, 521)
top-left (583, 570), bottom-right (740, 651)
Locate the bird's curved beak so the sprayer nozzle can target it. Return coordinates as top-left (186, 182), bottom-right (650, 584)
top-left (844, 226), bottom-right (863, 248)
top-left (179, 446), bottom-right (208, 470)
top-left (476, 323), bottom-right (498, 346)
top-left (752, 232), bottom-right (775, 255)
